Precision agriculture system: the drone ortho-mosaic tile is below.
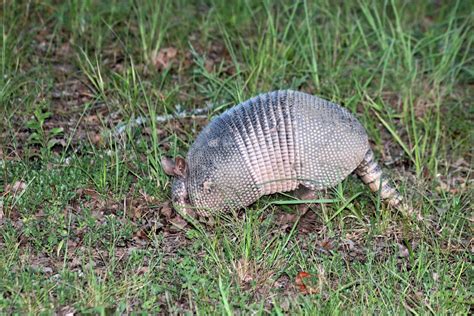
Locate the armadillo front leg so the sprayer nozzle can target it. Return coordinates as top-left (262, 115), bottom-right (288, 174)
top-left (292, 185), bottom-right (319, 216)
top-left (356, 149), bottom-right (402, 207)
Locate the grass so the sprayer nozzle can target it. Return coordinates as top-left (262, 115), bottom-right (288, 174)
top-left (0, 0), bottom-right (472, 314)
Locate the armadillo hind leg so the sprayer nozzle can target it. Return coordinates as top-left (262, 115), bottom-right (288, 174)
top-left (356, 149), bottom-right (402, 207)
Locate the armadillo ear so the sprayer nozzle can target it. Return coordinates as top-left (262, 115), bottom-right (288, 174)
top-left (161, 156), bottom-right (177, 176)
top-left (174, 157), bottom-right (187, 177)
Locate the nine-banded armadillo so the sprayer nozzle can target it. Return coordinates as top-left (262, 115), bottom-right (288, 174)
top-left (162, 90), bottom-right (401, 217)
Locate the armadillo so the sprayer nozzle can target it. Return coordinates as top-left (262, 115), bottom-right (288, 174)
top-left (162, 90), bottom-right (401, 217)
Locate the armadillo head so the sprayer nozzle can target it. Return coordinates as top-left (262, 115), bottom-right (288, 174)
top-left (161, 156), bottom-right (194, 216)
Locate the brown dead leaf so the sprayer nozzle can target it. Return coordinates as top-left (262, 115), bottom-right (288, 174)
top-left (128, 205), bottom-right (143, 220)
top-left (160, 202), bottom-right (173, 219)
top-left (76, 188), bottom-right (100, 199)
top-left (134, 229), bottom-right (149, 240)
top-left (318, 239), bottom-right (334, 252)
top-left (295, 271), bottom-right (318, 295)
top-left (5, 181), bottom-right (27, 195)
top-left (276, 212), bottom-right (299, 227)
top-left (152, 47), bottom-right (178, 70)
top-left (84, 114), bottom-right (100, 124)
top-left (169, 214), bottom-right (188, 231)
top-left (88, 132), bottom-right (103, 146)
top-left (297, 208), bottom-right (320, 233)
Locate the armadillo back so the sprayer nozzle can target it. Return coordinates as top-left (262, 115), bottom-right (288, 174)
top-left (292, 92), bottom-right (369, 190)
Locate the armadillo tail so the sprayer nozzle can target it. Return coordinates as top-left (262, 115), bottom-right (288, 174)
top-left (356, 149), bottom-right (402, 207)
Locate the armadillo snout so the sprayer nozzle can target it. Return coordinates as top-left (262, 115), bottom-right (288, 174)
top-left (171, 178), bottom-right (189, 207)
